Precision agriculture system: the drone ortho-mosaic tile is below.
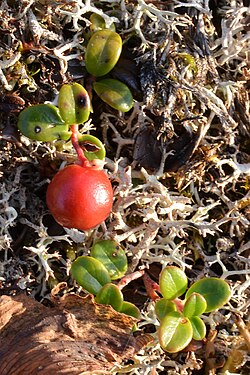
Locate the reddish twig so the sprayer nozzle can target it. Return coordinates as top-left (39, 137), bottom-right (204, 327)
top-left (172, 298), bottom-right (184, 312)
top-left (143, 272), bottom-right (161, 301)
top-left (71, 124), bottom-right (89, 166)
top-left (117, 270), bottom-right (145, 290)
top-left (70, 124), bottom-right (105, 170)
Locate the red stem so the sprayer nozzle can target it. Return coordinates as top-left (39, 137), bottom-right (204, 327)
top-left (117, 270), bottom-right (145, 290)
top-left (71, 124), bottom-right (89, 167)
top-left (143, 272), bottom-right (161, 301)
top-left (173, 298), bottom-right (184, 312)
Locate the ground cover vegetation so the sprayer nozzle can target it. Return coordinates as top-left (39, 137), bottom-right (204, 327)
top-left (0, 0), bottom-right (249, 374)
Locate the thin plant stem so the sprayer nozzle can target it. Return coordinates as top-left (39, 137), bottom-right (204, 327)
top-left (70, 124), bottom-right (89, 167)
top-left (143, 272), bottom-right (161, 301)
top-left (117, 270), bottom-right (145, 290)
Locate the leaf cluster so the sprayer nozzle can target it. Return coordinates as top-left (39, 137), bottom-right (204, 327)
top-left (17, 82), bottom-right (105, 160)
top-left (71, 240), bottom-right (140, 319)
top-left (17, 15), bottom-right (134, 145)
top-left (156, 266), bottom-right (231, 353)
top-left (86, 15), bottom-right (134, 112)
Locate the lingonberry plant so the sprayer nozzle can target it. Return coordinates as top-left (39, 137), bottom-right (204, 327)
top-left (84, 19), bottom-right (134, 112)
top-left (71, 252), bottom-right (231, 346)
top-left (71, 240), bottom-right (140, 318)
top-left (155, 266), bottom-right (231, 353)
top-left (18, 82), bottom-right (113, 231)
top-left (17, 21), bottom-right (136, 230)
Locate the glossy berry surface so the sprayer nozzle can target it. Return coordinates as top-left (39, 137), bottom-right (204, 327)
top-left (46, 164), bottom-right (113, 231)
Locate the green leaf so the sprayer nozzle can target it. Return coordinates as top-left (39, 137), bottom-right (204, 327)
top-left (119, 301), bottom-right (140, 318)
top-left (71, 256), bottom-right (111, 295)
top-left (159, 266), bottom-right (188, 300)
top-left (18, 104), bottom-right (71, 141)
top-left (78, 134), bottom-right (106, 161)
top-left (158, 311), bottom-right (193, 353)
top-left (89, 13), bottom-right (116, 32)
top-left (93, 78), bottom-right (133, 112)
top-left (95, 283), bottom-right (123, 311)
top-left (90, 240), bottom-right (128, 280)
top-left (183, 293), bottom-right (207, 318)
top-left (58, 82), bottom-right (91, 125)
top-left (185, 278), bottom-right (231, 313)
top-left (189, 316), bottom-right (206, 341)
top-left (85, 30), bottom-right (122, 77)
top-left (155, 299), bottom-right (177, 321)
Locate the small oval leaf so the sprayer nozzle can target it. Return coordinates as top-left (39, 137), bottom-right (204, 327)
top-left (58, 83), bottom-right (91, 125)
top-left (71, 256), bottom-right (111, 295)
top-left (159, 266), bottom-right (188, 300)
top-left (120, 301), bottom-right (141, 318)
top-left (183, 293), bottom-right (207, 318)
top-left (185, 278), bottom-right (231, 313)
top-left (18, 104), bottom-right (71, 141)
top-left (85, 30), bottom-right (122, 77)
top-left (90, 240), bottom-right (128, 280)
top-left (78, 134), bottom-right (106, 161)
top-left (155, 299), bottom-right (177, 321)
top-left (158, 311), bottom-right (193, 353)
top-left (93, 78), bottom-right (133, 112)
top-left (189, 316), bottom-right (206, 341)
top-left (95, 283), bottom-right (123, 311)
top-left (90, 13), bottom-right (116, 32)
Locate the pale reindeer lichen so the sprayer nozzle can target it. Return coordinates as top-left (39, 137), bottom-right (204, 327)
top-left (0, 0), bottom-right (249, 374)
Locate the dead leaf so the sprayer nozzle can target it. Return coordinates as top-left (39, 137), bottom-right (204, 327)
top-left (233, 313), bottom-right (250, 351)
top-left (220, 314), bottom-right (250, 373)
top-left (0, 293), bottom-right (153, 375)
top-left (204, 330), bottom-right (225, 375)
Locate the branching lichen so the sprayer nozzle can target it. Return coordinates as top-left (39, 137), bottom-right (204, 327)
top-left (0, 0), bottom-right (249, 374)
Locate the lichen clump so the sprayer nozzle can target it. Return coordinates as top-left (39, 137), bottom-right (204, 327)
top-left (0, 1), bottom-right (249, 374)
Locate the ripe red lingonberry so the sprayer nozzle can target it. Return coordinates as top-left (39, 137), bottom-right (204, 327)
top-left (46, 164), bottom-right (113, 231)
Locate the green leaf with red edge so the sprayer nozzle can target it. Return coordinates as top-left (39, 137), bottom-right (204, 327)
top-left (85, 30), bottom-right (122, 77)
top-left (155, 298), bottom-right (177, 321)
top-left (189, 316), bottom-right (206, 340)
top-left (158, 311), bottom-right (193, 353)
top-left (95, 283), bottom-right (123, 311)
top-left (93, 79), bottom-right (134, 112)
top-left (90, 240), bottom-right (128, 280)
top-left (159, 266), bottom-right (188, 300)
top-left (183, 292), bottom-right (207, 318)
top-left (185, 278), bottom-right (231, 313)
top-left (58, 83), bottom-right (91, 125)
top-left (71, 256), bottom-right (111, 295)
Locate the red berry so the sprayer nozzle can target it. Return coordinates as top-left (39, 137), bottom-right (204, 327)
top-left (46, 164), bottom-right (113, 231)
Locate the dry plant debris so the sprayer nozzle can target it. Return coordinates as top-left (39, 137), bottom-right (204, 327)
top-left (0, 292), bottom-right (152, 374)
top-left (0, 0), bottom-right (249, 374)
